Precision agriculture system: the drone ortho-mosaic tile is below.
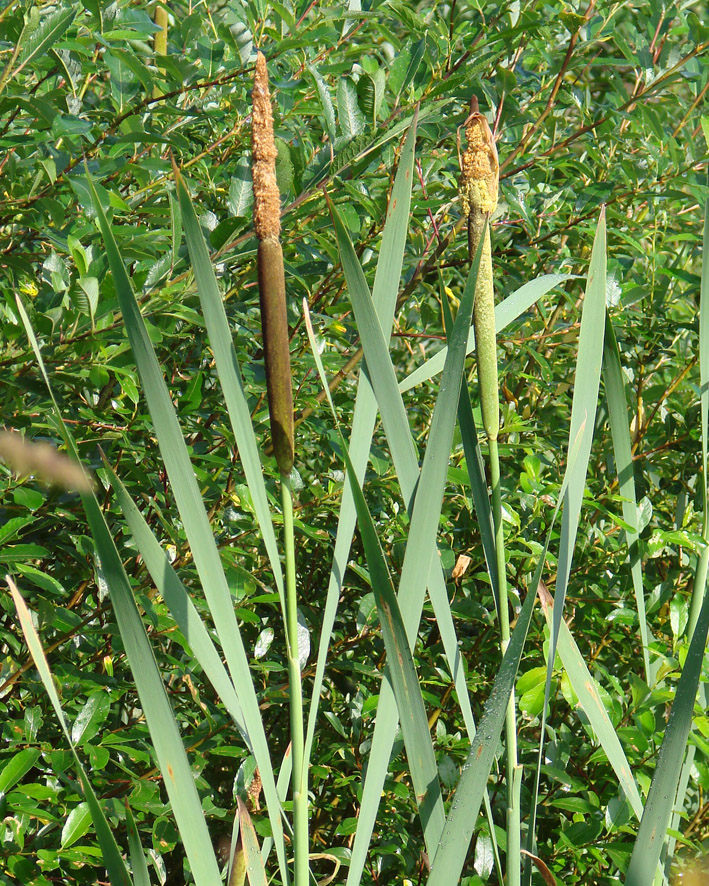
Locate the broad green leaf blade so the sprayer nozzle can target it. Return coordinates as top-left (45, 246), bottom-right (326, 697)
top-left (238, 798), bottom-right (269, 886)
top-left (427, 420), bottom-right (585, 886)
top-left (8, 578), bottom-right (133, 886)
top-left (537, 583), bottom-right (643, 820)
top-left (523, 210), bottom-right (607, 883)
top-left (603, 315), bottom-right (650, 678)
top-left (173, 164), bottom-right (285, 608)
top-left (425, 585), bottom-right (537, 886)
top-left (103, 458), bottom-right (286, 855)
top-left (625, 589), bottom-right (709, 886)
top-left (305, 115), bottom-right (417, 769)
top-left (330, 198), bottom-right (486, 884)
top-left (439, 273), bottom-right (498, 607)
top-left (5, 6), bottom-right (75, 84)
top-left (85, 173), bottom-right (287, 881)
top-left (328, 198), bottom-right (419, 503)
top-left (399, 274), bottom-right (576, 392)
top-left (125, 801), bottom-right (151, 886)
top-left (303, 303), bottom-right (445, 855)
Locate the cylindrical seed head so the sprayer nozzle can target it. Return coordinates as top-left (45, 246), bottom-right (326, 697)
top-left (251, 51), bottom-right (294, 474)
top-left (459, 104), bottom-right (499, 218)
top-left (258, 238), bottom-right (294, 474)
top-left (252, 51), bottom-right (281, 241)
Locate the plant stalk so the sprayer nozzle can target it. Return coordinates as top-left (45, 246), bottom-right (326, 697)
top-left (461, 99), bottom-right (520, 886)
top-left (282, 472), bottom-right (308, 885)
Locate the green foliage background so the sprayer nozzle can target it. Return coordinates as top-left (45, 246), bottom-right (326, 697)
top-left (1, 0), bottom-right (708, 883)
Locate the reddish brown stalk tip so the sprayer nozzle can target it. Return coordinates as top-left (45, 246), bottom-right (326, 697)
top-left (252, 51), bottom-right (281, 241)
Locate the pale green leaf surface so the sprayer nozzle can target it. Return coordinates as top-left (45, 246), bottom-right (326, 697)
top-left (87, 179), bottom-right (279, 883)
top-left (104, 452), bottom-right (291, 859)
top-left (238, 798), bottom-right (269, 886)
top-left (305, 116), bottom-right (417, 771)
top-left (399, 274), bottom-right (576, 392)
top-left (8, 577), bottom-right (132, 886)
top-left (304, 302), bottom-right (445, 856)
top-left (125, 801), bottom-right (151, 886)
top-left (174, 165), bottom-right (284, 607)
top-left (537, 583), bottom-right (643, 820)
top-left (523, 211), bottom-right (607, 883)
top-left (603, 316), bottom-right (650, 678)
top-left (330, 195), bottom-right (487, 884)
top-left (425, 584), bottom-right (537, 885)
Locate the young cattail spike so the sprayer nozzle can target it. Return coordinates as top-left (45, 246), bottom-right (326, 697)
top-left (460, 96), bottom-right (499, 218)
top-left (252, 51), bottom-right (294, 474)
top-left (459, 96), bottom-right (500, 442)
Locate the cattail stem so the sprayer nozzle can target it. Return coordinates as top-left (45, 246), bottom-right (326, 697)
top-left (460, 98), bottom-right (520, 886)
top-left (281, 471), bottom-right (308, 886)
top-left (252, 52), bottom-right (307, 886)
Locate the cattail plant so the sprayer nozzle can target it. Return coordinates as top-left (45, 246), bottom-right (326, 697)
top-left (251, 51), bottom-right (308, 886)
top-left (460, 97), bottom-right (521, 886)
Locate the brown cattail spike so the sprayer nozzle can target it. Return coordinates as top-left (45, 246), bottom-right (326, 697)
top-left (252, 52), bottom-right (281, 241)
top-left (251, 52), bottom-right (294, 474)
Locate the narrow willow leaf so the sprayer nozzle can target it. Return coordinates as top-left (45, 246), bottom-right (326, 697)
top-left (337, 76), bottom-right (365, 139)
top-left (8, 578), bottom-right (133, 886)
top-left (10, 7), bottom-right (76, 80)
top-left (303, 302), bottom-right (445, 854)
top-left (228, 158), bottom-right (254, 217)
top-left (603, 315), bottom-right (650, 678)
top-left (308, 63), bottom-right (336, 141)
top-left (399, 274), bottom-right (576, 392)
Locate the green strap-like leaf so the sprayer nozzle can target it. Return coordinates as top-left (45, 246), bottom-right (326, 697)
top-left (523, 210), bottom-right (608, 883)
top-left (331, 193), bottom-right (486, 884)
top-left (536, 583), bottom-right (643, 820)
top-left (304, 115), bottom-right (418, 772)
top-left (173, 164), bottom-right (285, 609)
top-left (103, 458), bottom-right (287, 858)
top-left (399, 274), bottom-right (576, 392)
top-left (303, 302), bottom-right (445, 856)
top-left (85, 176), bottom-right (287, 882)
top-left (9, 578), bottom-right (133, 886)
top-left (625, 590), bottom-right (709, 886)
top-left (603, 315), bottom-right (650, 679)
